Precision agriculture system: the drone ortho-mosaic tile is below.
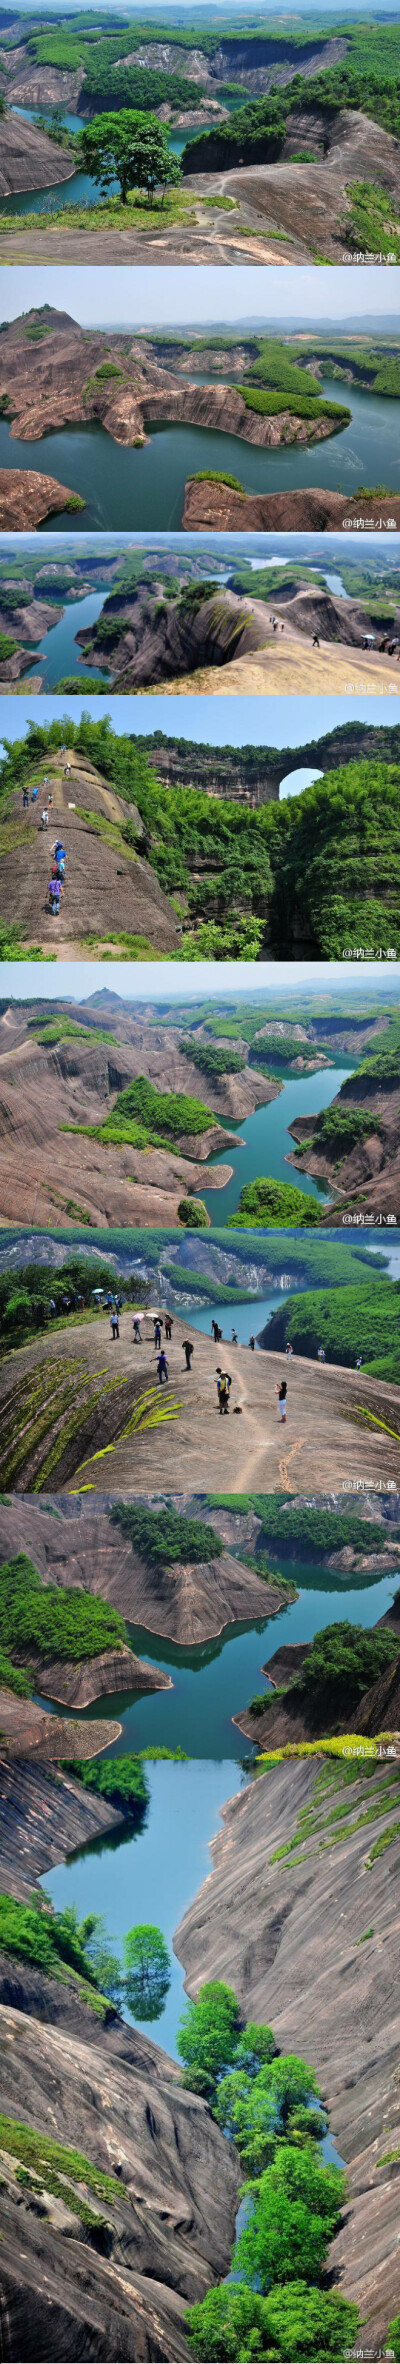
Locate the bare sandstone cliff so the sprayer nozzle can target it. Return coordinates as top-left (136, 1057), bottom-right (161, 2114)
top-left (175, 1753), bottom-right (400, 2347)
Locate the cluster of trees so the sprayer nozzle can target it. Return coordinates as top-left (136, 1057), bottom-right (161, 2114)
top-left (245, 1501), bottom-right (393, 1561)
top-left (32, 1013), bottom-right (117, 1048)
top-left (68, 1752), bottom-right (150, 1818)
top-left (314, 1105), bottom-right (378, 1152)
top-left (0, 1551), bottom-right (128, 1674)
top-left (82, 58), bottom-right (202, 111)
top-left (0, 1255), bottom-right (137, 1346)
top-left (175, 1981), bottom-right (359, 2360)
top-left (179, 1038), bottom-right (245, 1079)
top-left (300, 1619), bottom-right (400, 1708)
top-left (262, 1272), bottom-right (400, 1377)
top-left (110, 1501), bottom-right (223, 1566)
top-left (229, 1178), bottom-right (322, 1229)
top-left (0, 1887), bottom-right (171, 2022)
top-left (89, 1072), bottom-right (215, 1149)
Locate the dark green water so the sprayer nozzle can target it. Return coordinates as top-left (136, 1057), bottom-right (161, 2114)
top-left (1, 376), bottom-right (398, 532)
top-left (42, 1561), bottom-right (399, 2056)
top-left (202, 1063), bottom-right (354, 1220)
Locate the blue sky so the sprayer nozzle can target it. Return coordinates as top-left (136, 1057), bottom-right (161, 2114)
top-left (2, 960), bottom-right (400, 998)
top-left (3, 265), bottom-right (399, 330)
top-left (2, 692), bottom-right (400, 753)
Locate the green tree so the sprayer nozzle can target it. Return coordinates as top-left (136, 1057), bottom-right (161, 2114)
top-left (123, 1923), bottom-right (171, 2021)
top-left (234, 2143), bottom-right (345, 2287)
top-left (81, 109), bottom-right (181, 203)
top-left (64, 1909), bottom-right (123, 2004)
top-left (215, 2055), bottom-right (322, 2175)
top-left (177, 1980), bottom-right (242, 2100)
top-left (186, 2278), bottom-right (359, 2360)
top-left (233, 2021), bottom-right (277, 2075)
top-left (387, 2314), bottom-right (400, 2359)
top-left (177, 1197), bottom-right (208, 1228)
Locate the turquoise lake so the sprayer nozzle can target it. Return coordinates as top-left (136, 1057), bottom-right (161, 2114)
top-left (0, 377), bottom-right (398, 532)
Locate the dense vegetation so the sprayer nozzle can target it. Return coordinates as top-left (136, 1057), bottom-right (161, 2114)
top-left (261, 1273), bottom-right (400, 1375)
top-left (229, 1178), bottom-right (322, 1227)
top-left (66, 1753), bottom-right (149, 1817)
top-left (181, 24), bottom-right (400, 172)
top-left (82, 58), bottom-right (202, 112)
top-left (179, 1038), bottom-right (245, 1079)
top-left (0, 1885), bottom-right (171, 2021)
top-left (0, 1552), bottom-right (128, 1674)
top-left (299, 1620), bottom-right (400, 1709)
top-left (177, 1981), bottom-right (359, 2361)
top-left (0, 1892), bottom-right (106, 1989)
top-left (238, 1501), bottom-right (396, 1562)
top-left (3, 717), bottom-right (400, 958)
top-left (110, 1501), bottom-right (223, 1565)
top-left (310, 1105), bottom-right (380, 1157)
top-left (75, 1073), bottom-right (215, 1151)
top-left (0, 1255), bottom-right (138, 1348)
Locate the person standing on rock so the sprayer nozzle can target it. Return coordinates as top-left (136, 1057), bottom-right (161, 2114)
top-left (249, 1335), bottom-right (255, 1351)
top-left (110, 1309), bottom-right (119, 1341)
top-left (182, 1339), bottom-right (194, 1370)
top-left (156, 1348), bottom-right (169, 1385)
top-left (165, 1315), bottom-right (173, 1341)
top-left (41, 807), bottom-right (48, 831)
top-left (276, 1379), bottom-right (287, 1423)
top-left (48, 878), bottom-right (61, 917)
top-left (133, 1317), bottom-right (141, 1343)
top-left (216, 1368), bottom-right (231, 1414)
top-left (231, 1328), bottom-right (238, 1344)
top-left (154, 1317), bottom-right (162, 1351)
top-left (22, 786), bottom-right (29, 809)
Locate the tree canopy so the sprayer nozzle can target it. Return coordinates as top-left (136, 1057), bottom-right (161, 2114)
top-left (81, 110), bottom-right (181, 202)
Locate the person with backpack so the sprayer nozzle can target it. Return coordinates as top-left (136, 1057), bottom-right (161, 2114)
top-left (48, 878), bottom-right (61, 916)
top-left (165, 1315), bottom-right (173, 1342)
top-left (216, 1368), bottom-right (231, 1414)
top-left (156, 1348), bottom-right (169, 1385)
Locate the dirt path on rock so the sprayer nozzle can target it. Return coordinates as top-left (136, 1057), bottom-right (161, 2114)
top-left (0, 750), bottom-right (178, 955)
top-left (1, 1312), bottom-right (399, 1494)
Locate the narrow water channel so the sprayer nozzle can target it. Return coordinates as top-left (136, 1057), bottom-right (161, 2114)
top-left (43, 1559), bottom-right (399, 2058)
top-left (0, 375), bottom-right (397, 533)
top-left (201, 1062), bottom-right (355, 1221)
top-left (30, 588), bottom-right (113, 688)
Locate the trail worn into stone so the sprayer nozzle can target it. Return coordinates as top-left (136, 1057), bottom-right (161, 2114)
top-left (1, 1311), bottom-right (398, 1493)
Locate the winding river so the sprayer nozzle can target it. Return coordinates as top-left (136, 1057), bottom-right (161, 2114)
top-left (0, 376), bottom-right (398, 532)
top-left (42, 1555), bottom-right (399, 2059)
top-left (200, 1061), bottom-right (355, 1220)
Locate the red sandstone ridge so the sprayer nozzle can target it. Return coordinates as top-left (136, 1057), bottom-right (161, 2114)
top-left (183, 481), bottom-right (400, 533)
top-left (0, 112), bottom-right (75, 197)
top-left (0, 471), bottom-right (86, 530)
